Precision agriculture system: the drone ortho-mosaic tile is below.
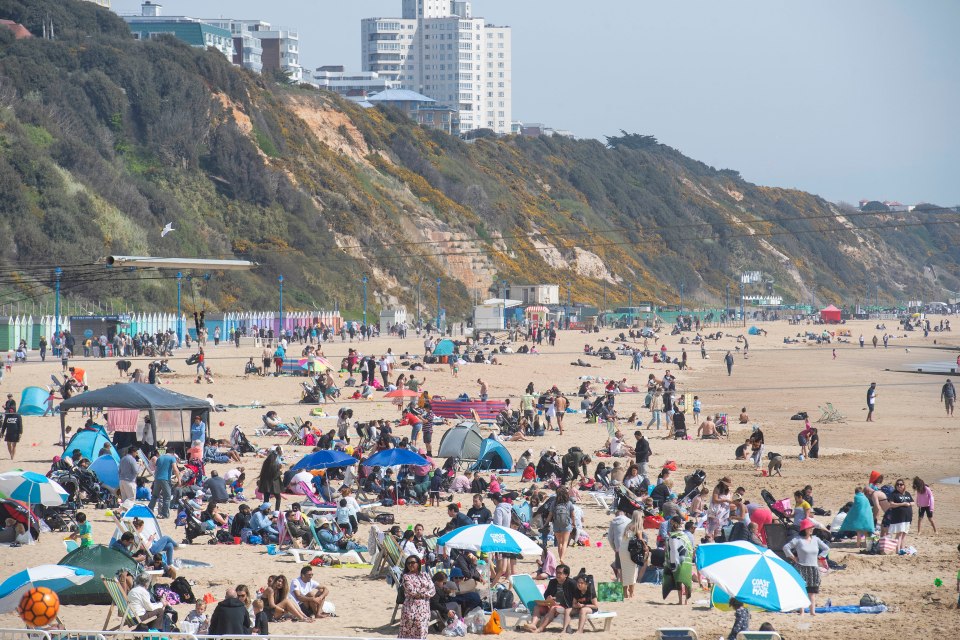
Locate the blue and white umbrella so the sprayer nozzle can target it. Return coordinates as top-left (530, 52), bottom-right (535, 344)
top-left (0, 471), bottom-right (68, 507)
top-left (438, 524), bottom-right (542, 555)
top-left (696, 541), bottom-right (810, 612)
top-left (0, 564), bottom-right (94, 613)
top-left (362, 448), bottom-right (428, 468)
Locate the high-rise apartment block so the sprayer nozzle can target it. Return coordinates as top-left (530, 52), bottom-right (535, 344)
top-left (361, 0), bottom-right (512, 135)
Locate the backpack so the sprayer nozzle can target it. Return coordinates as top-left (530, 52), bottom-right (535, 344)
top-left (185, 354), bottom-right (200, 366)
top-left (552, 502), bottom-right (573, 530)
top-left (627, 536), bottom-right (647, 565)
top-left (493, 588), bottom-right (514, 610)
top-left (169, 576), bottom-right (196, 604)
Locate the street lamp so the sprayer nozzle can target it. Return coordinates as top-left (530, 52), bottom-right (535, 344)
top-left (362, 275), bottom-right (368, 326)
top-left (627, 282), bottom-right (633, 327)
top-left (176, 272), bottom-right (183, 345)
top-left (54, 267), bottom-right (62, 340)
top-left (740, 279), bottom-right (745, 327)
top-left (278, 275), bottom-right (284, 335)
top-left (679, 282), bottom-right (684, 314)
top-left (566, 281), bottom-right (572, 329)
top-left (501, 280), bottom-right (508, 330)
top-left (436, 277), bottom-right (441, 332)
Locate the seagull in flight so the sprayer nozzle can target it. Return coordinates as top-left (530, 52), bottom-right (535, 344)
top-left (161, 222), bottom-right (175, 237)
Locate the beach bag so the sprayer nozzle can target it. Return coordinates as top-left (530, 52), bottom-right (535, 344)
top-left (860, 593), bottom-right (885, 607)
top-left (443, 616), bottom-right (467, 637)
top-left (876, 537), bottom-right (898, 555)
top-left (185, 354), bottom-right (200, 365)
top-left (464, 607), bottom-right (486, 634)
top-left (482, 610), bottom-right (502, 634)
top-left (597, 581), bottom-right (624, 602)
top-left (627, 536), bottom-right (647, 565)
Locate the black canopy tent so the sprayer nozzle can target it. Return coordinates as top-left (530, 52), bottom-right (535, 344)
top-left (59, 383), bottom-right (210, 455)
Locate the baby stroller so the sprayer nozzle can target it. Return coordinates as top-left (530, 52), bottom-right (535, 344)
top-left (180, 459), bottom-right (206, 489)
top-left (585, 397), bottom-right (606, 421)
top-left (680, 469), bottom-right (706, 504)
top-left (613, 485), bottom-right (645, 516)
top-left (496, 410), bottom-right (520, 436)
top-left (300, 382), bottom-right (321, 404)
top-left (175, 498), bottom-right (207, 544)
top-left (230, 426), bottom-right (257, 455)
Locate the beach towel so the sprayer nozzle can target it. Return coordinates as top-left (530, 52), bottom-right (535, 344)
top-left (838, 492), bottom-right (874, 533)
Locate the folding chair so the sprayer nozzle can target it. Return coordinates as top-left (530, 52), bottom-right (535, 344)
top-left (102, 576), bottom-right (150, 631)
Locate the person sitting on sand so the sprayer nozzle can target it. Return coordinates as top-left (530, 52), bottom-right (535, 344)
top-left (290, 565), bottom-right (329, 618)
top-left (261, 575), bottom-right (313, 622)
top-left (697, 417), bottom-right (719, 439)
top-left (739, 408), bottom-right (749, 424)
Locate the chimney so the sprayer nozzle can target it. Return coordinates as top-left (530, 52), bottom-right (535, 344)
top-left (141, 1), bottom-right (161, 17)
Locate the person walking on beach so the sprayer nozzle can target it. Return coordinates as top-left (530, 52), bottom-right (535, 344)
top-left (724, 351), bottom-right (734, 376)
top-left (866, 382), bottom-right (877, 422)
top-left (941, 378), bottom-right (955, 417)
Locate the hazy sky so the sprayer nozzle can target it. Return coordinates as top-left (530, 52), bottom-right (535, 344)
top-left (112, 0), bottom-right (960, 205)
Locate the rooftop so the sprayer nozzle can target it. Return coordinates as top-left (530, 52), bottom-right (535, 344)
top-left (367, 89), bottom-right (436, 103)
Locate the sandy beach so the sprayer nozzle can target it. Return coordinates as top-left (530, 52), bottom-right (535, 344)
top-left (1, 317), bottom-right (958, 639)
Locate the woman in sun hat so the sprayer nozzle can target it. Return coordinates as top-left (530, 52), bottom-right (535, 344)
top-left (782, 518), bottom-right (830, 615)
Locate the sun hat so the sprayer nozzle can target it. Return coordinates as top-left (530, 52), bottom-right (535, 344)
top-left (799, 518), bottom-right (817, 531)
top-left (869, 471), bottom-right (882, 484)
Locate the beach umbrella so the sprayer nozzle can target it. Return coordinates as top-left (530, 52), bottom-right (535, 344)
top-left (88, 455), bottom-right (120, 490)
top-left (291, 450), bottom-right (357, 472)
top-left (695, 541), bottom-right (810, 612)
top-left (438, 524), bottom-right (542, 555)
top-left (0, 565), bottom-right (94, 613)
top-left (384, 389), bottom-right (419, 398)
top-left (0, 471), bottom-right (68, 507)
top-left (298, 358), bottom-right (332, 372)
top-left (362, 448), bottom-right (428, 468)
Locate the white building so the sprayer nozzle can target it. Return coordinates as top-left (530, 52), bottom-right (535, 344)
top-left (312, 66), bottom-right (399, 96)
top-left (504, 284), bottom-right (560, 306)
top-left (361, 0), bottom-right (512, 135)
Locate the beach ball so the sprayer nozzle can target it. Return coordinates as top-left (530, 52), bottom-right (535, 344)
top-left (397, 499), bottom-right (406, 506)
top-left (19, 587), bottom-right (60, 628)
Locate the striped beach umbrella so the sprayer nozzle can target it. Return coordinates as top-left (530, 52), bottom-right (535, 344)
top-left (695, 540), bottom-right (810, 612)
top-left (438, 524), bottom-right (542, 555)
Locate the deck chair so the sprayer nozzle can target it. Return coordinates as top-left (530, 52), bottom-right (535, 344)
top-left (816, 403), bottom-right (846, 424)
top-left (286, 517), bottom-right (366, 564)
top-left (388, 565), bottom-right (405, 624)
top-left (655, 630), bottom-right (699, 640)
top-left (102, 576), bottom-right (154, 631)
top-left (737, 633), bottom-right (782, 640)
top-left (504, 574), bottom-right (617, 632)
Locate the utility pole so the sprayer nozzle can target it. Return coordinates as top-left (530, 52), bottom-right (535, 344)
top-left (627, 282), bottom-right (633, 327)
top-left (679, 282), bottom-right (684, 314)
top-left (566, 280), bottom-right (572, 330)
top-left (740, 280), bottom-right (745, 327)
top-left (436, 277), bottom-right (442, 332)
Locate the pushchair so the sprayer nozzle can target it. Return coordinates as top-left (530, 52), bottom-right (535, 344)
top-left (585, 397), bottom-right (606, 422)
top-left (680, 469), bottom-right (706, 503)
top-left (300, 382), bottom-right (321, 404)
top-left (176, 498), bottom-right (207, 544)
top-left (613, 485), bottom-right (645, 516)
top-left (230, 426), bottom-right (257, 455)
top-left (496, 410), bottom-right (520, 436)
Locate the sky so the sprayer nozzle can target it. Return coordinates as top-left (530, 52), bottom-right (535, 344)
top-left (111, 0), bottom-right (960, 206)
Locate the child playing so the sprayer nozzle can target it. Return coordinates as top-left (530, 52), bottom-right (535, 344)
top-left (231, 472), bottom-right (247, 502)
top-left (726, 597), bottom-right (750, 640)
top-left (692, 396), bottom-right (701, 423)
top-left (69, 511), bottom-right (94, 547)
top-left (252, 598), bottom-right (269, 635)
top-left (185, 599), bottom-right (209, 634)
top-left (335, 499), bottom-right (352, 533)
top-left (450, 358), bottom-right (459, 378)
top-left (428, 470), bottom-right (443, 507)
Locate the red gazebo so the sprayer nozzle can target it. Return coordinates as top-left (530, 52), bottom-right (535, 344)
top-left (819, 305), bottom-right (842, 323)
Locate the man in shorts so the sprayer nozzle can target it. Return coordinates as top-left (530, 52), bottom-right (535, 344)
top-left (941, 379), bottom-right (955, 417)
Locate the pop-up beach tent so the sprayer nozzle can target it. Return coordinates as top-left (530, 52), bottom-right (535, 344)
top-left (437, 422), bottom-right (513, 470)
top-left (18, 387), bottom-right (48, 416)
top-left (819, 305), bottom-right (842, 323)
top-left (59, 383), bottom-right (210, 456)
top-left (57, 545), bottom-right (139, 605)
